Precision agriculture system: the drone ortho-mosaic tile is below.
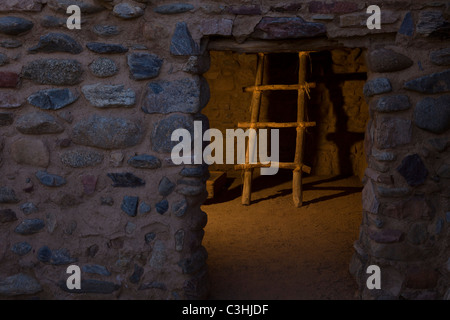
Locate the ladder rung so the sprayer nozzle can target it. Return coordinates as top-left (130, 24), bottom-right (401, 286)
top-left (238, 122), bottom-right (316, 129)
top-left (235, 162), bottom-right (311, 174)
top-left (243, 83), bottom-right (316, 92)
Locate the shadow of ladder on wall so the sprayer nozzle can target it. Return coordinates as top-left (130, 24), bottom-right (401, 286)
top-left (234, 52), bottom-right (317, 207)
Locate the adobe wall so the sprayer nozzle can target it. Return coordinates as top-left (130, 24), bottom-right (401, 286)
top-left (0, 0), bottom-right (449, 300)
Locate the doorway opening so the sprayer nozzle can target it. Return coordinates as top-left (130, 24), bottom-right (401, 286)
top-left (202, 48), bottom-right (369, 299)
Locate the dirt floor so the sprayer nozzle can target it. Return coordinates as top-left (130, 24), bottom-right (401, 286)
top-left (202, 172), bottom-right (363, 300)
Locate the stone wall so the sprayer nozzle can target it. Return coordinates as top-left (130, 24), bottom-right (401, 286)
top-left (0, 0), bottom-right (449, 300)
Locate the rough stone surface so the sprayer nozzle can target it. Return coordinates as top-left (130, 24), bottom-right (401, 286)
top-left (170, 22), bottom-right (199, 56)
top-left (50, 248), bottom-right (77, 265)
top-left (60, 149), bottom-right (103, 168)
top-left (107, 173), bottom-right (145, 188)
top-left (397, 154), bottom-right (428, 187)
top-left (372, 95), bottom-right (411, 113)
top-left (0, 16), bottom-right (33, 35)
top-left (152, 114), bottom-right (194, 153)
top-left (159, 177), bottom-right (175, 196)
top-left (27, 88), bottom-right (79, 110)
top-left (308, 1), bottom-right (359, 14)
top-left (129, 264), bottom-right (144, 283)
top-left (362, 181), bottom-right (379, 214)
top-left (14, 219), bottom-right (45, 235)
top-left (375, 117), bottom-right (412, 149)
top-left (414, 95), bottom-right (450, 134)
top-left (182, 55), bottom-right (211, 74)
top-left (82, 83), bottom-right (136, 108)
top-left (142, 77), bottom-right (209, 114)
top-left (200, 18), bottom-right (233, 36)
top-left (0, 274), bottom-right (42, 296)
top-left (155, 200), bottom-right (169, 215)
top-left (437, 164), bottom-right (450, 178)
top-left (16, 112), bottom-right (64, 135)
top-left (0, 209), bottom-right (17, 223)
top-left (0, 187), bottom-right (19, 203)
top-left (81, 174), bottom-right (97, 195)
top-left (11, 138), bottom-right (49, 167)
top-left (253, 17), bottom-right (326, 39)
top-left (128, 155), bottom-right (161, 169)
top-left (28, 33), bottom-right (83, 54)
top-left (154, 3), bottom-right (194, 14)
top-left (121, 196), bottom-right (139, 217)
top-left (37, 246), bottom-right (51, 262)
top-left (86, 42), bottom-right (129, 54)
top-left (20, 202), bottom-right (38, 215)
top-left (0, 39), bottom-right (22, 49)
top-left (89, 58), bottom-right (118, 77)
top-left (127, 53), bottom-right (163, 80)
top-left (363, 78), bottom-right (392, 97)
top-left (36, 170), bottom-right (67, 187)
top-left (0, 92), bottom-right (22, 108)
top-left (368, 49), bottom-right (413, 73)
top-left (11, 242), bottom-right (32, 256)
top-left (430, 47), bottom-right (450, 66)
top-left (92, 25), bottom-right (120, 37)
top-left (72, 115), bottom-right (142, 149)
top-left (0, 72), bottom-right (19, 88)
top-left (22, 59), bottom-right (83, 85)
top-left (112, 3), bottom-right (144, 19)
top-left (404, 70), bottom-right (450, 94)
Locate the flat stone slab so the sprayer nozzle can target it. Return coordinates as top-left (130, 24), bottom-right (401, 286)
top-left (22, 59), bottom-right (83, 85)
top-left (27, 88), bottom-right (79, 110)
top-left (253, 17), bottom-right (326, 39)
top-left (430, 47), bottom-right (450, 66)
top-left (0, 16), bottom-right (34, 35)
top-left (372, 95), bottom-right (411, 113)
top-left (152, 114), bottom-right (194, 153)
top-left (404, 69), bottom-right (450, 94)
top-left (112, 3), bottom-right (144, 19)
top-left (14, 219), bottom-right (45, 235)
top-left (82, 83), bottom-right (135, 108)
top-left (0, 274), bottom-right (42, 297)
top-left (107, 172), bottom-right (145, 188)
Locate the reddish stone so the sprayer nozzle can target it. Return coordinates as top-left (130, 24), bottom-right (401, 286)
top-left (0, 92), bottom-right (22, 108)
top-left (227, 5), bottom-right (262, 15)
top-left (405, 268), bottom-right (439, 289)
top-left (0, 72), bottom-right (19, 88)
top-left (309, 1), bottom-right (359, 14)
top-left (81, 175), bottom-right (97, 195)
top-left (368, 228), bottom-right (404, 243)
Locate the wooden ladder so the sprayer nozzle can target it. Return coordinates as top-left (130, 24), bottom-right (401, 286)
top-left (235, 52), bottom-right (316, 207)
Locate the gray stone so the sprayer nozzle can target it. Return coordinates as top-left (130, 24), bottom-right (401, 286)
top-left (37, 246), bottom-right (52, 262)
top-left (139, 202), bottom-right (151, 214)
top-left (22, 59), bottom-right (83, 85)
top-left (108, 173), bottom-right (145, 188)
top-left (48, 0), bottom-right (104, 14)
top-left (437, 164), bottom-right (450, 178)
top-left (154, 3), bottom-right (194, 14)
top-left (92, 25), bottom-right (120, 37)
top-left (172, 199), bottom-right (188, 217)
top-left (363, 78), bottom-right (392, 97)
top-left (0, 39), bottom-right (22, 48)
top-left (121, 196), bottom-right (139, 217)
top-left (417, 11), bottom-right (449, 37)
top-left (59, 279), bottom-right (120, 294)
top-left (159, 177), bottom-right (175, 196)
top-left (82, 265), bottom-right (111, 276)
top-left (375, 116), bottom-right (411, 149)
top-left (0, 53), bottom-right (9, 66)
top-left (405, 70), bottom-right (450, 94)
top-left (0, 187), bottom-right (19, 203)
top-left (399, 12), bottom-right (414, 36)
top-left (14, 219), bottom-right (45, 235)
top-left (72, 115), bottom-right (142, 149)
top-left (129, 264), bottom-right (144, 283)
top-left (16, 112), bottom-right (64, 134)
top-left (112, 3), bottom-right (144, 19)
top-left (20, 202), bottom-right (38, 215)
top-left (175, 229), bottom-right (185, 251)
top-left (397, 154), bottom-right (428, 187)
top-left (0, 92), bottom-right (22, 109)
top-left (170, 22), bottom-right (199, 56)
top-left (155, 199), bottom-right (169, 215)
top-left (0, 113), bottom-right (13, 126)
top-left (373, 95), bottom-right (411, 113)
top-left (82, 83), bottom-right (136, 108)
top-left (40, 15), bottom-right (66, 28)
top-left (36, 170), bottom-right (67, 187)
top-left (142, 77), bottom-right (210, 114)
top-left (368, 49), bottom-right (413, 73)
top-left (89, 58), bottom-right (118, 78)
top-left (27, 88), bottom-right (79, 110)
top-left (128, 154), bottom-right (161, 169)
top-left (0, 274), bottom-right (42, 296)
top-left (0, 17), bottom-right (33, 35)
top-left (414, 95), bottom-right (450, 134)
top-left (11, 242), bottom-right (32, 256)
top-left (11, 138), bottom-right (49, 167)
top-left (127, 53), bottom-right (163, 80)
top-left (51, 248), bottom-right (77, 265)
top-left (0, 209), bottom-right (17, 223)
top-left (372, 148), bottom-right (396, 162)
top-left (430, 47), bottom-right (450, 66)
top-left (149, 241), bottom-right (166, 269)
top-left (86, 42), bottom-right (128, 54)
top-left (407, 223), bottom-right (428, 245)
top-left (28, 33), bottom-right (83, 54)
top-left (178, 247), bottom-right (207, 274)
top-left (152, 114), bottom-right (194, 153)
top-left (253, 17), bottom-right (326, 40)
top-left (60, 149), bottom-right (104, 168)
top-left (177, 185), bottom-right (205, 196)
